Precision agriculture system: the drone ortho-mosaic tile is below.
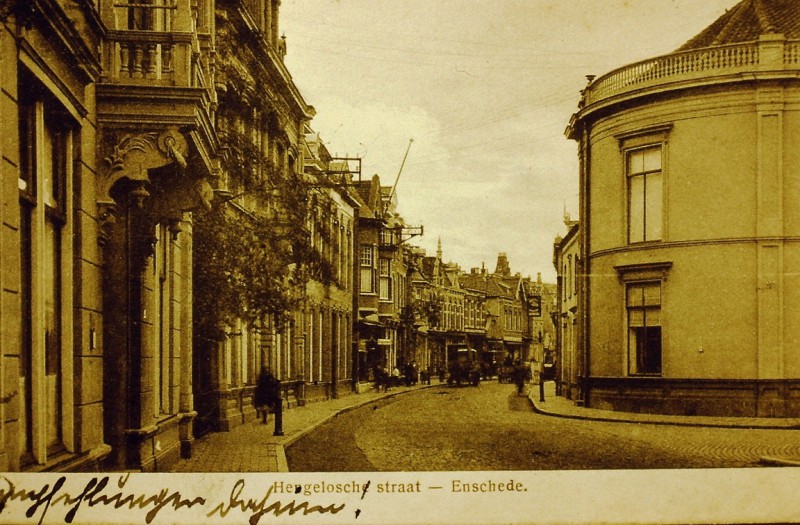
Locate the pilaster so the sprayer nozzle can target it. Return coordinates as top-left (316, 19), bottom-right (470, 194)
top-left (755, 83), bottom-right (785, 380)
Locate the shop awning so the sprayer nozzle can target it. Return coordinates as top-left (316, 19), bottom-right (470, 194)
top-left (358, 314), bottom-right (381, 326)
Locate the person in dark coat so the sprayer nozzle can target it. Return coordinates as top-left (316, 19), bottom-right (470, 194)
top-left (253, 365), bottom-right (278, 424)
top-left (404, 362), bottom-right (414, 386)
top-left (512, 360), bottom-right (527, 396)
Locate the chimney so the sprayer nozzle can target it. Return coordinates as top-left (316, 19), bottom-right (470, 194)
top-left (537, 272), bottom-right (542, 283)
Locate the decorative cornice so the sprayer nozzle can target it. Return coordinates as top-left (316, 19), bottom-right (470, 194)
top-left (615, 123), bottom-right (674, 146)
top-left (614, 261), bottom-right (673, 282)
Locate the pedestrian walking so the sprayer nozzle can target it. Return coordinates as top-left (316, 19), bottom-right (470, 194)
top-left (253, 365), bottom-right (279, 424)
top-left (392, 366), bottom-right (401, 388)
top-left (512, 360), bottom-right (527, 396)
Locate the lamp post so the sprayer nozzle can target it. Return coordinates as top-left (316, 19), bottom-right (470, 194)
top-left (539, 361), bottom-right (545, 403)
top-left (273, 380), bottom-right (284, 436)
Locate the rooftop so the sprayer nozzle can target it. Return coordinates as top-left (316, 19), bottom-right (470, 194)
top-left (572, 0), bottom-right (800, 123)
top-left (679, 0), bottom-right (800, 51)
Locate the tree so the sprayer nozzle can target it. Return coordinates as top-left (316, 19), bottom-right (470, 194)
top-left (193, 35), bottom-right (334, 344)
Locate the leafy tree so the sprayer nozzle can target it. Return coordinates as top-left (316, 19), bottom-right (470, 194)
top-left (193, 35), bottom-right (334, 343)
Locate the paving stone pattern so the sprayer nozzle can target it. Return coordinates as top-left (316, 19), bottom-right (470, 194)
top-left (170, 383), bottom-right (432, 472)
top-left (171, 380), bottom-right (800, 472)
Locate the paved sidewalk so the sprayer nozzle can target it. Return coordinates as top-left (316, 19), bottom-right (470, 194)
top-left (529, 381), bottom-right (800, 466)
top-left (529, 381), bottom-right (800, 429)
top-left (170, 382), bottom-right (440, 473)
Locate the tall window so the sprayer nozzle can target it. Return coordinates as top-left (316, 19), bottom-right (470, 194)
top-left (126, 0), bottom-right (172, 31)
top-left (567, 255), bottom-right (572, 298)
top-left (378, 259), bottom-right (391, 301)
top-left (18, 78), bottom-right (72, 464)
top-left (627, 146), bottom-right (662, 243)
top-left (153, 224), bottom-right (175, 416)
top-left (360, 245), bottom-right (375, 294)
top-left (627, 282), bottom-right (662, 375)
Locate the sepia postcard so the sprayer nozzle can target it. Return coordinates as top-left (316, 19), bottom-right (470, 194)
top-left (0, 0), bottom-right (797, 523)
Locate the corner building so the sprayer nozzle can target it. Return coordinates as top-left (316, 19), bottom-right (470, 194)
top-left (567, 0), bottom-right (800, 417)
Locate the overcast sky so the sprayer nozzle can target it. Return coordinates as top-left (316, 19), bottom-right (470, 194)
top-left (280, 0), bottom-right (737, 281)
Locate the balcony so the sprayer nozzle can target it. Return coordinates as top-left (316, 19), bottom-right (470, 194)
top-left (95, 0), bottom-right (218, 209)
top-left (582, 36), bottom-right (800, 113)
top-left (379, 225), bottom-right (423, 251)
top-left (98, 0), bottom-right (215, 121)
top-left (104, 29), bottom-right (192, 85)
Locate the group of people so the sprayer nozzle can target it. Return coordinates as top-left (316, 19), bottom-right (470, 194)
top-left (373, 362), bottom-right (428, 392)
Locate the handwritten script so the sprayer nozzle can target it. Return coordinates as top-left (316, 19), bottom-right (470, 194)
top-left (0, 474), bottom-right (346, 525)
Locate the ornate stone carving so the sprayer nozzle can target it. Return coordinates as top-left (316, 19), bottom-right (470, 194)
top-left (97, 126), bottom-right (213, 257)
top-left (97, 202), bottom-right (117, 249)
top-left (98, 127), bottom-right (188, 204)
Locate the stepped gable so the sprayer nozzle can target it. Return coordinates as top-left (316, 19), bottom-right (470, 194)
top-left (678, 0), bottom-right (800, 51)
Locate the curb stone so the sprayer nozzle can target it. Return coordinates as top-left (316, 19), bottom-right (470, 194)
top-left (528, 389), bottom-right (800, 430)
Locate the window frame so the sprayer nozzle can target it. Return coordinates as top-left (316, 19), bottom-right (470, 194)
top-left (617, 124), bottom-right (672, 246)
top-left (625, 281), bottom-right (662, 376)
top-left (615, 261), bottom-right (672, 378)
top-left (18, 79), bottom-right (75, 466)
top-left (626, 145), bottom-right (663, 244)
top-left (359, 244), bottom-right (376, 294)
top-left (379, 258), bottom-right (392, 301)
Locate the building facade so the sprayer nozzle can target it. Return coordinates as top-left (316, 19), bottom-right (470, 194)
top-left (0, 0), bottom-right (363, 472)
top-left (553, 221), bottom-right (580, 400)
top-left (352, 175), bottom-right (421, 381)
top-left (525, 275), bottom-right (557, 382)
top-left (299, 133), bottom-right (358, 402)
top-left (566, 0), bottom-right (800, 417)
top-left (190, 0), bottom-right (315, 436)
top-left (460, 254), bottom-right (534, 368)
top-left (0, 0), bottom-right (221, 471)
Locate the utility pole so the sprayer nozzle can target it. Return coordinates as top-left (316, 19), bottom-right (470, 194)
top-left (384, 138), bottom-right (413, 217)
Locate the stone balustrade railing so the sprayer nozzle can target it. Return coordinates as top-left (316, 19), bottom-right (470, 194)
top-left (104, 30), bottom-right (196, 84)
top-left (584, 38), bottom-right (800, 108)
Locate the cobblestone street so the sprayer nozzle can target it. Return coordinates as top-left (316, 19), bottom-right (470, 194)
top-left (288, 382), bottom-right (800, 471)
top-left (169, 384), bottom-right (432, 472)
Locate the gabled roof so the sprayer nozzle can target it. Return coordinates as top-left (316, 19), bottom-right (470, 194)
top-left (460, 272), bottom-right (513, 298)
top-left (353, 175), bottom-right (383, 219)
top-left (678, 0), bottom-right (800, 51)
